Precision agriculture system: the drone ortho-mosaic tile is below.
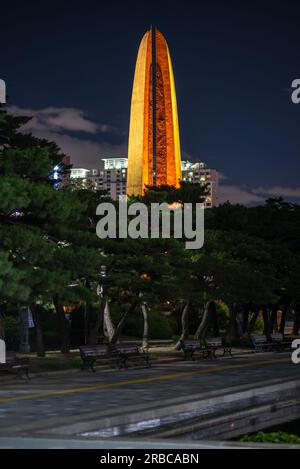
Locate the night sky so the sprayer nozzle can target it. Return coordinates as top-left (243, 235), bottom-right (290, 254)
top-left (1, 0), bottom-right (300, 204)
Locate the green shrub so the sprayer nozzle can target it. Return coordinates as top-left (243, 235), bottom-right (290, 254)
top-left (37, 356), bottom-right (82, 371)
top-left (216, 301), bottom-right (230, 329)
top-left (240, 431), bottom-right (300, 444)
top-left (37, 359), bottom-right (71, 371)
top-left (4, 315), bottom-right (19, 339)
top-left (69, 356), bottom-right (83, 368)
top-left (253, 319), bottom-right (264, 334)
top-left (123, 309), bottom-right (176, 339)
top-left (122, 310), bottom-right (143, 337)
top-left (149, 311), bottom-right (176, 339)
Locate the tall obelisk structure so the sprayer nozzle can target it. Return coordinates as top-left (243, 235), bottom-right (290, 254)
top-left (127, 27), bottom-right (182, 195)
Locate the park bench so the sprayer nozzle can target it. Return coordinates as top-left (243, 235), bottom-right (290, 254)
top-left (79, 344), bottom-right (122, 372)
top-left (180, 338), bottom-right (232, 360)
top-left (203, 337), bottom-right (232, 359)
top-left (270, 333), bottom-right (292, 352)
top-left (111, 343), bottom-right (151, 369)
top-left (251, 334), bottom-right (277, 352)
top-left (0, 352), bottom-right (30, 379)
top-left (180, 339), bottom-right (202, 361)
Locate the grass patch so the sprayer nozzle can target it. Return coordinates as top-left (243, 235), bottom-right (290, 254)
top-left (32, 356), bottom-right (82, 372)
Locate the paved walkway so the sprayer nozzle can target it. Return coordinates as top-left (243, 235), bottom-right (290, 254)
top-left (0, 352), bottom-right (298, 444)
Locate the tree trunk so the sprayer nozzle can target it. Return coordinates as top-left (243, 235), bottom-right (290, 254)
top-left (84, 301), bottom-right (92, 345)
top-left (279, 309), bottom-right (286, 334)
top-left (88, 300), bottom-right (105, 345)
top-left (210, 301), bottom-right (219, 337)
top-left (0, 312), bottom-right (5, 340)
top-left (194, 301), bottom-right (215, 342)
top-left (194, 314), bottom-right (202, 340)
top-left (30, 304), bottom-right (45, 357)
top-left (194, 305), bottom-right (204, 339)
top-left (262, 304), bottom-right (270, 338)
top-left (292, 307), bottom-right (300, 336)
top-left (53, 297), bottom-right (71, 354)
top-left (103, 301), bottom-right (115, 342)
top-left (83, 280), bottom-right (93, 344)
top-left (248, 308), bottom-right (259, 333)
top-left (280, 301), bottom-right (294, 335)
top-left (226, 303), bottom-right (239, 344)
top-left (241, 307), bottom-right (249, 337)
top-left (110, 299), bottom-right (139, 345)
top-left (141, 303), bottom-right (149, 351)
top-left (174, 302), bottom-right (190, 350)
top-left (269, 306), bottom-right (278, 333)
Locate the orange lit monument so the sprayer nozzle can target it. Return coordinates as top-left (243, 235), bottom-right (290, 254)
top-left (127, 28), bottom-right (182, 195)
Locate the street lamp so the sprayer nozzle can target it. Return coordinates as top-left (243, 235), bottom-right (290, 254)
top-left (97, 265), bottom-right (107, 298)
top-left (19, 306), bottom-right (32, 353)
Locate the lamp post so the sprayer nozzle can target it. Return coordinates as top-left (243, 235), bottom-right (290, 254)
top-left (19, 306), bottom-right (31, 353)
top-left (82, 267), bottom-right (107, 345)
top-left (99, 265), bottom-right (115, 341)
top-left (97, 265), bottom-right (107, 298)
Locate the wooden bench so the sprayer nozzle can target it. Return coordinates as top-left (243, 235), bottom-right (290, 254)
top-left (111, 343), bottom-right (151, 369)
top-left (251, 334), bottom-right (276, 352)
top-left (270, 333), bottom-right (292, 352)
top-left (180, 338), bottom-right (232, 360)
top-left (0, 352), bottom-right (30, 379)
top-left (180, 339), bottom-right (202, 360)
top-left (79, 344), bottom-right (122, 372)
top-left (203, 337), bottom-right (232, 359)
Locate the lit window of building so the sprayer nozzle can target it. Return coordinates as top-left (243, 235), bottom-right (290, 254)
top-left (66, 158), bottom-right (218, 206)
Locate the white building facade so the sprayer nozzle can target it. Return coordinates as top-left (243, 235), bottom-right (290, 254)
top-left (70, 158), bottom-right (219, 207)
top-left (181, 161), bottom-right (219, 208)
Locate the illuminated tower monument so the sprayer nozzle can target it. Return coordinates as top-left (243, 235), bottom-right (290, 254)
top-left (127, 27), bottom-right (182, 195)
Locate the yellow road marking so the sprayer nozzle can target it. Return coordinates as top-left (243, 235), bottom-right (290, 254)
top-left (0, 357), bottom-right (290, 404)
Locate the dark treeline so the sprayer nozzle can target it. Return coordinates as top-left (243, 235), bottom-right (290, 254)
top-left (1, 108), bottom-right (299, 356)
